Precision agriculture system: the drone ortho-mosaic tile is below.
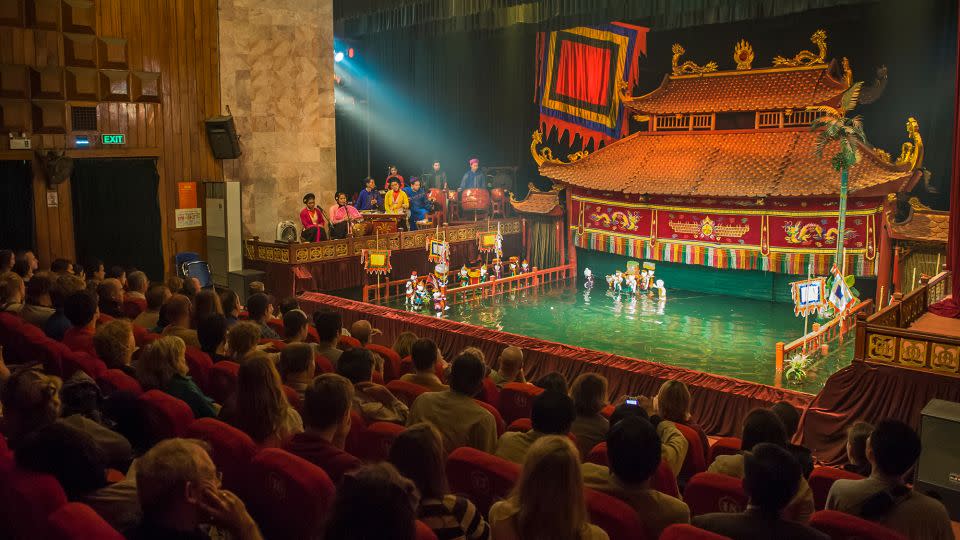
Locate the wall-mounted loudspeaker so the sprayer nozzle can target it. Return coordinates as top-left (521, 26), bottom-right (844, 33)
top-left (205, 116), bottom-right (241, 159)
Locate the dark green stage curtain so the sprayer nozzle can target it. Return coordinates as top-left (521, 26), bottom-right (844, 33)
top-left (0, 160), bottom-right (34, 251)
top-left (71, 159), bottom-right (164, 280)
top-left (528, 217), bottom-right (559, 269)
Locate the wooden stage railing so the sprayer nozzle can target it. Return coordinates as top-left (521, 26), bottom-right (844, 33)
top-left (853, 271), bottom-right (959, 377)
top-left (362, 264), bottom-right (575, 304)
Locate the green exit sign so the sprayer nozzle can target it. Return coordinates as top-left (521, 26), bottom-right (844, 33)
top-left (101, 134), bottom-right (125, 145)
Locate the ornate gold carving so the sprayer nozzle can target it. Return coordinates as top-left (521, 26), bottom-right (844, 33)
top-left (842, 57), bottom-right (853, 87)
top-left (899, 339), bottom-right (928, 367)
top-left (931, 344), bottom-right (960, 374)
top-left (867, 334), bottom-right (896, 363)
top-left (671, 43), bottom-right (718, 76)
top-left (567, 150), bottom-right (589, 162)
top-left (733, 40), bottom-right (754, 70)
top-left (907, 196), bottom-right (932, 211)
top-left (874, 149), bottom-right (892, 163)
top-left (668, 216), bottom-right (750, 240)
top-left (531, 129), bottom-right (562, 167)
top-left (773, 29), bottom-right (828, 67)
top-left (895, 117), bottom-right (923, 169)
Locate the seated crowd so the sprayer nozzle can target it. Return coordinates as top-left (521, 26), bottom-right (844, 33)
top-left (0, 249), bottom-right (954, 540)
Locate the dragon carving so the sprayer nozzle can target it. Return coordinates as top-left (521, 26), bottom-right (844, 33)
top-left (671, 44), bottom-right (718, 76)
top-left (773, 29), bottom-right (827, 67)
top-left (592, 211), bottom-right (642, 231)
top-left (783, 221), bottom-right (855, 246)
top-left (895, 117), bottom-right (923, 168)
top-left (530, 129), bottom-right (589, 167)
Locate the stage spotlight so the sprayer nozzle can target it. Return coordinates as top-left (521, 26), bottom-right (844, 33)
top-left (348, 47), bottom-right (355, 58)
top-left (334, 51), bottom-right (345, 63)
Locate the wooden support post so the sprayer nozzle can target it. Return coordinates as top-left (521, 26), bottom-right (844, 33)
top-left (774, 342), bottom-right (785, 388)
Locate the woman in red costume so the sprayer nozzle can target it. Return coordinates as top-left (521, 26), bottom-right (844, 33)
top-left (299, 193), bottom-right (327, 242)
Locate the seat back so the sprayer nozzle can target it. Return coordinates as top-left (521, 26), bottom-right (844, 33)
top-left (498, 383), bottom-right (544, 424)
top-left (809, 467), bottom-right (864, 510)
top-left (585, 443), bottom-right (679, 499)
top-left (415, 520), bottom-right (439, 540)
top-left (208, 361), bottom-right (240, 404)
top-left (586, 441), bottom-right (610, 466)
top-left (184, 347), bottom-right (214, 394)
top-left (46, 502), bottom-right (124, 540)
top-left (266, 318), bottom-right (285, 337)
top-left (675, 422), bottom-right (707, 480)
top-left (61, 350), bottom-right (107, 379)
top-left (358, 421), bottom-right (406, 462)
top-left (660, 524), bottom-right (732, 539)
top-left (245, 448), bottom-right (336, 540)
top-left (344, 410), bottom-right (367, 456)
top-left (446, 447), bottom-right (520, 515)
top-left (338, 334), bottom-right (361, 350)
top-left (507, 418), bottom-right (532, 432)
top-left (138, 390), bottom-right (195, 445)
top-left (386, 379), bottom-right (429, 407)
top-left (0, 469), bottom-right (68, 540)
top-left (96, 369), bottom-right (143, 397)
top-left (473, 398), bottom-right (506, 436)
top-left (585, 487), bottom-right (650, 540)
top-left (809, 510), bottom-right (908, 540)
top-left (121, 298), bottom-right (147, 319)
top-left (684, 472), bottom-right (748, 516)
top-left (315, 354), bottom-right (334, 374)
top-left (366, 343), bottom-right (401, 382)
top-left (476, 377), bottom-right (500, 409)
top-left (282, 385), bottom-right (304, 413)
top-left (708, 437), bottom-right (741, 464)
top-left (185, 418), bottom-right (258, 493)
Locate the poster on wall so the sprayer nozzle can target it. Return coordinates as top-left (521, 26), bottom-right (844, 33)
top-left (175, 208), bottom-right (202, 229)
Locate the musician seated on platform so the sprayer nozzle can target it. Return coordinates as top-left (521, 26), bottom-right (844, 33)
top-left (385, 164), bottom-right (405, 190)
top-left (403, 178), bottom-right (431, 231)
top-left (384, 178), bottom-right (410, 216)
top-left (425, 161), bottom-right (447, 190)
top-left (355, 177), bottom-right (381, 212)
top-left (459, 158), bottom-right (486, 191)
top-left (299, 193), bottom-right (327, 242)
top-left (329, 192), bottom-right (362, 240)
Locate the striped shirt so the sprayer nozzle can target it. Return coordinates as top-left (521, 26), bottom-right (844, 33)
top-left (419, 495), bottom-right (489, 540)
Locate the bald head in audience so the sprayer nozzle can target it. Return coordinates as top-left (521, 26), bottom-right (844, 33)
top-left (350, 320), bottom-right (379, 346)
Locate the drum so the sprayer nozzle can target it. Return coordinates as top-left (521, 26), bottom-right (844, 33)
top-left (460, 188), bottom-right (491, 212)
top-left (428, 188), bottom-right (447, 213)
top-left (490, 188), bottom-right (507, 202)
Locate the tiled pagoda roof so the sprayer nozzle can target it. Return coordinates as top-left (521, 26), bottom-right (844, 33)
top-left (888, 203), bottom-right (949, 243)
top-left (509, 184), bottom-right (564, 216)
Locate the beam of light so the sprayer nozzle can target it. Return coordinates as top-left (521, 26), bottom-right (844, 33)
top-left (334, 51), bottom-right (345, 63)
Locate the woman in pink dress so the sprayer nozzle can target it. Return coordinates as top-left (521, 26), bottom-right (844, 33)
top-left (328, 192), bottom-right (362, 239)
top-left (299, 193), bottom-right (327, 242)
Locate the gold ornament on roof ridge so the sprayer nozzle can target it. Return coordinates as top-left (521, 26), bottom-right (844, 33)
top-left (530, 129), bottom-right (586, 167)
top-left (895, 117), bottom-right (923, 169)
top-left (773, 29), bottom-right (828, 67)
top-left (671, 43), bottom-right (718, 76)
top-left (733, 40), bottom-right (754, 70)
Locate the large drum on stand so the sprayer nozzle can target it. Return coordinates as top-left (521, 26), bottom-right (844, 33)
top-left (460, 188), bottom-right (491, 219)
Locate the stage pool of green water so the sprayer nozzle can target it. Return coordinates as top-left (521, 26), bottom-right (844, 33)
top-left (380, 282), bottom-right (851, 393)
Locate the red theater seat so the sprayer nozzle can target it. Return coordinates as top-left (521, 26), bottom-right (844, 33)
top-left (684, 472), bottom-right (748, 516)
top-left (507, 418), bottom-right (532, 432)
top-left (139, 390), bottom-right (195, 444)
top-left (96, 369), bottom-right (143, 396)
top-left (121, 298), bottom-right (147, 319)
top-left (446, 447), bottom-right (520, 515)
top-left (185, 418), bottom-right (257, 493)
top-left (338, 334), bottom-right (361, 350)
top-left (61, 350), bottom-right (107, 379)
top-left (358, 421), bottom-right (406, 462)
top-left (245, 448), bottom-right (336, 540)
top-left (315, 354), bottom-right (334, 374)
top-left (809, 510), bottom-right (908, 540)
top-left (809, 467), bottom-right (865, 510)
top-left (709, 437), bottom-right (741, 463)
top-left (0, 469), bottom-right (68, 540)
top-left (498, 383), bottom-right (543, 424)
top-left (47, 502), bottom-right (124, 540)
top-left (474, 398), bottom-right (506, 436)
top-left (476, 377), bottom-right (500, 409)
top-left (661, 524), bottom-right (732, 539)
top-left (675, 422), bottom-right (707, 481)
top-left (282, 385), bottom-right (304, 413)
top-left (416, 520), bottom-right (439, 540)
top-left (184, 347), bottom-right (213, 393)
top-left (344, 410), bottom-right (367, 456)
top-left (585, 488), bottom-right (649, 540)
top-left (306, 325), bottom-right (320, 343)
top-left (399, 355), bottom-right (414, 376)
top-left (584, 442), bottom-right (679, 499)
top-left (366, 343), bottom-right (402, 382)
top-left (208, 361), bottom-right (240, 404)
top-left (267, 319), bottom-right (285, 337)
top-left (386, 379), bottom-right (429, 407)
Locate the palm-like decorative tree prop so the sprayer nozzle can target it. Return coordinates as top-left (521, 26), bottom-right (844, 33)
top-left (811, 81), bottom-right (865, 271)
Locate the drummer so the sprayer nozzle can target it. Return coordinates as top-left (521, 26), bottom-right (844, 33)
top-left (459, 158), bottom-right (486, 191)
top-left (424, 161), bottom-right (448, 190)
top-left (355, 177), bottom-right (381, 211)
top-left (385, 164), bottom-right (405, 190)
top-left (404, 178), bottom-right (430, 231)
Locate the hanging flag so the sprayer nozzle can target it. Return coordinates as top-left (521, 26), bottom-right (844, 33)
top-left (361, 249), bottom-right (392, 275)
top-left (828, 267), bottom-right (854, 313)
top-left (536, 22), bottom-right (648, 147)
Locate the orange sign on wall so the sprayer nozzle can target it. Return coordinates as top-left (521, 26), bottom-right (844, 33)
top-left (177, 182), bottom-right (198, 209)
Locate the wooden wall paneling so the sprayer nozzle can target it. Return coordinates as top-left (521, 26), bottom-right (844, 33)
top-left (26, 0), bottom-right (60, 31)
top-left (0, 0), bottom-right (26, 28)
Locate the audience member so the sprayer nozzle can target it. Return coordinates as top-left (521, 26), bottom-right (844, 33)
top-left (392, 331), bottom-right (418, 359)
top-left (324, 463), bottom-right (419, 540)
top-left (51, 257), bottom-right (74, 275)
top-left (44, 273), bottom-right (86, 340)
top-left (772, 400), bottom-right (814, 478)
top-left (708, 408), bottom-right (813, 522)
top-left (15, 422), bottom-right (140, 532)
top-left (337, 347), bottom-right (408, 424)
top-left (84, 258), bottom-right (105, 281)
top-left (137, 336), bottom-right (218, 418)
top-left (400, 338), bottom-right (448, 391)
top-left (165, 275), bottom-right (184, 295)
top-left (126, 271), bottom-right (148, 300)
top-left (179, 276), bottom-right (200, 300)
top-left (107, 265), bottom-right (127, 286)
top-left (607, 401), bottom-right (689, 477)
top-left (1, 366), bottom-right (131, 466)
top-left (63, 289), bottom-right (99, 354)
top-left (0, 271), bottom-right (24, 313)
top-left (283, 373), bottom-right (361, 483)
top-left (695, 443), bottom-right (828, 540)
top-left (408, 350), bottom-right (498, 454)
top-left (134, 283), bottom-right (170, 330)
top-left (94, 319), bottom-right (137, 375)
top-left (222, 352), bottom-right (302, 447)
top-left (12, 258), bottom-right (33, 282)
top-left (842, 421), bottom-right (873, 477)
top-left (313, 309), bottom-right (343, 365)
top-left (533, 371), bottom-right (567, 394)
top-left (490, 436), bottom-right (608, 540)
top-left (248, 281), bottom-right (265, 298)
top-left (390, 423), bottom-right (490, 540)
top-left (278, 343), bottom-right (316, 397)
top-left (97, 278), bottom-right (125, 318)
top-left (569, 373), bottom-right (609, 459)
top-left (20, 271), bottom-right (55, 327)
top-left (350, 319), bottom-right (380, 346)
top-left (584, 416), bottom-right (690, 538)
top-left (496, 390), bottom-right (575, 464)
top-left (655, 380), bottom-right (708, 458)
top-left (220, 288), bottom-right (241, 328)
top-left (0, 249), bottom-right (14, 273)
top-left (197, 313), bottom-right (229, 361)
top-left (129, 438), bottom-right (263, 540)
top-left (160, 294), bottom-right (201, 348)
top-left (282, 309), bottom-right (309, 343)
top-left (194, 289), bottom-right (224, 321)
top-left (246, 293), bottom-right (279, 339)
top-left (17, 250), bottom-right (39, 272)
top-left (490, 346), bottom-right (525, 387)
top-left (826, 419), bottom-right (952, 540)
top-left (226, 321), bottom-right (262, 362)
top-left (278, 297), bottom-right (300, 314)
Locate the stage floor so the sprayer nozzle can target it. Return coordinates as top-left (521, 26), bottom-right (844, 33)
top-left (376, 282), bottom-right (852, 393)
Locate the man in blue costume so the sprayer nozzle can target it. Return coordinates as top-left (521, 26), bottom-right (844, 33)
top-left (459, 158), bottom-right (486, 191)
top-left (355, 177), bottom-right (381, 211)
top-left (404, 178), bottom-right (430, 230)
